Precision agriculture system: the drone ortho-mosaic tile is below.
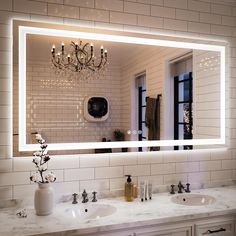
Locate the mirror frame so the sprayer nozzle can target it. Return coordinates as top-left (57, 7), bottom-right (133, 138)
top-left (18, 25), bottom-right (226, 151)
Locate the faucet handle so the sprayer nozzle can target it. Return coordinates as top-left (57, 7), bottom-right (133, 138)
top-left (177, 181), bottom-right (184, 193)
top-left (82, 189), bottom-right (88, 203)
top-left (92, 191), bottom-right (97, 202)
top-left (72, 193), bottom-right (78, 204)
top-left (170, 184), bottom-right (175, 194)
top-left (185, 183), bottom-right (191, 193)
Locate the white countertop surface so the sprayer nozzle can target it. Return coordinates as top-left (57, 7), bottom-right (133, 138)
top-left (1, 186), bottom-right (236, 236)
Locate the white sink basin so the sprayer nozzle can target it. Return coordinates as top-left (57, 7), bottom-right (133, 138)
top-left (171, 193), bottom-right (216, 206)
top-left (61, 203), bottom-right (117, 220)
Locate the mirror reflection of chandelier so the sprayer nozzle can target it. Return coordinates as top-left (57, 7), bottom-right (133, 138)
top-left (51, 40), bottom-right (108, 81)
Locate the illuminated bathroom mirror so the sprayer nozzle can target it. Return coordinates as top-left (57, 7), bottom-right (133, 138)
top-left (13, 21), bottom-right (225, 155)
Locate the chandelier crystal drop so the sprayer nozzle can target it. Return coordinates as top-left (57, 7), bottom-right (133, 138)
top-left (50, 40), bottom-right (108, 81)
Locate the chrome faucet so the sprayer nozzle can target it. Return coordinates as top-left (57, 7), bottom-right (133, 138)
top-left (82, 189), bottom-right (89, 203)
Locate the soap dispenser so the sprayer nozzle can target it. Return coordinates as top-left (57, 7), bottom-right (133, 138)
top-left (124, 175), bottom-right (134, 202)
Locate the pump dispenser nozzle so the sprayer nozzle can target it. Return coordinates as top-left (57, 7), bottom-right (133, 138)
top-left (125, 175), bottom-right (132, 182)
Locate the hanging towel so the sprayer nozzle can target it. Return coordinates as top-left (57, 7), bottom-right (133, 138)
top-left (156, 98), bottom-right (160, 141)
top-left (145, 97), bottom-right (156, 140)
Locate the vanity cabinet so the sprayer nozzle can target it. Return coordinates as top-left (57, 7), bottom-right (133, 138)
top-left (194, 216), bottom-right (235, 235)
top-left (133, 223), bottom-right (193, 236)
top-left (86, 222), bottom-right (193, 236)
top-left (85, 215), bottom-right (236, 236)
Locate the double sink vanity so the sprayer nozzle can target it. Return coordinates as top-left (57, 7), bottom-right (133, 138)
top-left (1, 186), bottom-right (236, 236)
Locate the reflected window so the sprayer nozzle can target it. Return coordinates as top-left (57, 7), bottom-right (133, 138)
top-left (136, 74), bottom-right (147, 152)
top-left (174, 72), bottom-right (193, 150)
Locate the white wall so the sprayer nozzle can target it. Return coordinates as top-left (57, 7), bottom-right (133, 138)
top-left (193, 50), bottom-right (221, 139)
top-left (0, 0), bottom-right (235, 200)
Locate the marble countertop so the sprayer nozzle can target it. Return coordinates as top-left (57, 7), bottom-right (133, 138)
top-left (1, 186), bottom-right (236, 236)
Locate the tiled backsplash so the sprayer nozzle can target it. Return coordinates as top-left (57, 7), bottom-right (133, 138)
top-left (0, 149), bottom-right (235, 201)
top-left (0, 0), bottom-right (236, 201)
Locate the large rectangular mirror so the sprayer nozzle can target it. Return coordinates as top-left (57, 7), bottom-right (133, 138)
top-left (13, 21), bottom-right (225, 156)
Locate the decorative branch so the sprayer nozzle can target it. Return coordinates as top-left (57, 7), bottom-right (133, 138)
top-left (30, 134), bottom-right (56, 184)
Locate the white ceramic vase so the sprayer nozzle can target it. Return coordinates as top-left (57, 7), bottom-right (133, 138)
top-left (34, 183), bottom-right (54, 216)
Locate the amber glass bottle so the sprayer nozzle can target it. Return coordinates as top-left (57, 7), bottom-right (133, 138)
top-left (124, 175), bottom-right (134, 202)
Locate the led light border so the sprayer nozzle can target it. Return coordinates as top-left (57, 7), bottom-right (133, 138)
top-left (19, 26), bottom-right (226, 151)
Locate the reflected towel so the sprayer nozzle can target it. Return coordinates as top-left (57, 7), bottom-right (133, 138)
top-left (145, 97), bottom-right (156, 138)
top-left (145, 97), bottom-right (160, 146)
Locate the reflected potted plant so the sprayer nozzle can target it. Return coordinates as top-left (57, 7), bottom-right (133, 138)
top-left (30, 134), bottom-right (56, 216)
top-left (114, 129), bottom-right (128, 152)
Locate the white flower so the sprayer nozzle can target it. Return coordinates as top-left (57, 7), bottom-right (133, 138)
top-left (45, 172), bottom-right (56, 182)
top-left (43, 149), bottom-right (48, 155)
top-left (41, 139), bottom-right (46, 144)
top-left (30, 173), bottom-right (40, 182)
top-left (35, 134), bottom-right (42, 141)
top-left (33, 151), bottom-right (41, 157)
top-left (38, 164), bottom-right (47, 171)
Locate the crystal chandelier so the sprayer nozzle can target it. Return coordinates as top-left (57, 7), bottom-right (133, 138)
top-left (51, 40), bottom-right (108, 81)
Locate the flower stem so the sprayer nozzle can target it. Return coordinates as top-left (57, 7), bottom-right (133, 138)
top-left (40, 170), bottom-right (44, 183)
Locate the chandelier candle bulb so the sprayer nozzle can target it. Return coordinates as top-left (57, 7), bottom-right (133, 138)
top-left (61, 42), bottom-right (64, 55)
top-left (51, 49), bottom-right (55, 57)
top-left (91, 43), bottom-right (94, 55)
top-left (51, 45), bottom-right (55, 54)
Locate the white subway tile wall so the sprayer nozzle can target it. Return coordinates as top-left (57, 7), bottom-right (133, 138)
top-left (13, 62), bottom-right (123, 155)
top-left (151, 6), bottom-right (175, 18)
top-left (95, 0), bottom-right (123, 12)
top-left (48, 4), bottom-right (80, 18)
top-left (110, 11), bottom-right (137, 25)
top-left (0, 0), bottom-right (235, 200)
top-left (64, 0), bottom-right (94, 8)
